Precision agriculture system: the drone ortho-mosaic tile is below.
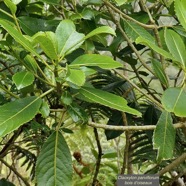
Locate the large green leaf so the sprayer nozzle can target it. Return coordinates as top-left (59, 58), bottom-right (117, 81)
top-left (55, 20), bottom-right (85, 57)
top-left (12, 71), bottom-right (35, 90)
top-left (18, 16), bottom-right (60, 36)
top-left (79, 87), bottom-right (141, 116)
top-left (164, 29), bottom-right (186, 69)
top-left (0, 178), bottom-right (15, 186)
top-left (153, 111), bottom-right (175, 161)
top-left (0, 20), bottom-right (40, 58)
top-left (175, 0), bottom-right (186, 31)
top-left (136, 37), bottom-right (174, 59)
top-left (151, 59), bottom-right (169, 88)
top-left (0, 96), bottom-right (42, 137)
top-left (70, 54), bottom-right (122, 69)
top-left (84, 26), bottom-right (116, 39)
top-left (66, 68), bottom-right (86, 87)
top-left (36, 131), bottom-right (73, 186)
top-left (124, 20), bottom-right (155, 42)
top-left (33, 31), bottom-right (58, 60)
top-left (162, 87), bottom-right (186, 117)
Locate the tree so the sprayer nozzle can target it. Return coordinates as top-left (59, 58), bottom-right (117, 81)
top-left (0, 0), bottom-right (186, 185)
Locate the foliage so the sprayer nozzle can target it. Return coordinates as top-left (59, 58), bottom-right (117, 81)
top-left (0, 0), bottom-right (186, 186)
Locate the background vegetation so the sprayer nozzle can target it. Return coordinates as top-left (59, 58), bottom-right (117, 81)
top-left (0, 0), bottom-right (186, 185)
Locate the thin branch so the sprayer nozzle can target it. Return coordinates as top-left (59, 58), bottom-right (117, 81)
top-left (88, 122), bottom-right (186, 131)
top-left (103, 1), bottom-right (155, 29)
top-left (158, 153), bottom-right (186, 176)
top-left (92, 128), bottom-right (102, 186)
top-left (105, 6), bottom-right (155, 76)
top-left (0, 158), bottom-right (30, 186)
top-left (114, 70), bottom-right (163, 109)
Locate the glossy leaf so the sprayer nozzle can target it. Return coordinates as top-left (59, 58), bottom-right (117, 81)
top-left (153, 111), bottom-right (175, 161)
top-left (55, 20), bottom-right (85, 57)
top-left (33, 31), bottom-right (58, 60)
top-left (162, 87), bottom-right (186, 117)
top-left (66, 68), bottom-right (86, 86)
top-left (40, 101), bottom-right (50, 118)
top-left (36, 131), bottom-right (73, 186)
top-left (151, 59), bottom-right (169, 88)
top-left (18, 16), bottom-right (60, 36)
top-left (24, 55), bottom-right (38, 73)
top-left (0, 96), bottom-right (42, 137)
top-left (12, 71), bottom-right (34, 90)
top-left (61, 91), bottom-right (73, 105)
top-left (175, 0), bottom-right (186, 31)
top-left (0, 20), bottom-right (40, 58)
top-left (79, 87), bottom-right (141, 116)
top-left (70, 54), bottom-right (122, 69)
top-left (84, 26), bottom-right (116, 39)
top-left (165, 29), bottom-right (186, 69)
top-left (124, 20), bottom-right (155, 42)
top-left (67, 103), bottom-right (88, 123)
top-left (4, 0), bottom-right (17, 14)
top-left (136, 37), bottom-right (174, 59)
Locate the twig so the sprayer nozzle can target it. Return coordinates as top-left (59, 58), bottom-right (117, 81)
top-left (0, 158), bottom-right (30, 186)
top-left (92, 128), bottom-right (102, 186)
top-left (88, 122), bottom-right (186, 131)
top-left (114, 70), bottom-right (163, 109)
top-left (158, 153), bottom-right (186, 176)
top-left (103, 1), bottom-right (155, 29)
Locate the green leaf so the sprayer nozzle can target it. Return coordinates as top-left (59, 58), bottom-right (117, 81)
top-left (175, 0), bottom-right (186, 31)
top-left (0, 178), bottom-right (15, 186)
top-left (12, 71), bottom-right (35, 90)
top-left (36, 131), bottom-right (73, 186)
top-left (18, 16), bottom-right (60, 36)
top-left (0, 96), bottom-right (42, 137)
top-left (55, 20), bottom-right (85, 57)
top-left (162, 87), bottom-right (186, 117)
top-left (39, 0), bottom-right (60, 5)
top-left (153, 111), bottom-right (175, 161)
top-left (4, 0), bottom-right (17, 14)
top-left (33, 31), bottom-right (58, 60)
top-left (79, 87), bottom-right (141, 116)
top-left (40, 101), bottom-right (50, 118)
top-left (164, 28), bottom-right (186, 69)
top-left (114, 0), bottom-right (127, 6)
top-left (61, 91), bottom-right (73, 105)
top-left (151, 59), bottom-right (169, 88)
top-left (0, 20), bottom-right (40, 59)
top-left (66, 68), bottom-right (86, 87)
top-left (136, 37), bottom-right (174, 59)
top-left (84, 26), bottom-right (116, 39)
top-left (67, 103), bottom-right (88, 123)
top-left (70, 54), bottom-right (122, 69)
top-left (123, 20), bottom-right (155, 42)
top-left (24, 54), bottom-right (38, 73)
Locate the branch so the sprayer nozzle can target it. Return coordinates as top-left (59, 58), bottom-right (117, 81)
top-left (103, 1), bottom-right (155, 29)
top-left (88, 122), bottom-right (186, 131)
top-left (158, 153), bottom-right (186, 176)
top-left (0, 158), bottom-right (30, 186)
top-left (92, 128), bottom-right (102, 186)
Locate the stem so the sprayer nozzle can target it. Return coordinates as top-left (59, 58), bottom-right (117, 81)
top-left (92, 128), bottom-right (102, 186)
top-left (105, 6), bottom-right (155, 76)
top-left (0, 158), bottom-right (30, 186)
top-left (88, 122), bottom-right (186, 131)
top-left (0, 84), bottom-right (19, 99)
top-left (103, 1), bottom-right (155, 29)
top-left (158, 153), bottom-right (186, 176)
